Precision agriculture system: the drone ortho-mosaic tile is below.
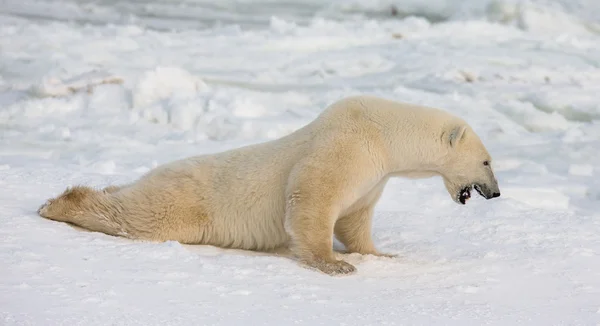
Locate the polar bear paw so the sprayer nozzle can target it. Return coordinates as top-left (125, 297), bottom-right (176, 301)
top-left (305, 258), bottom-right (357, 276)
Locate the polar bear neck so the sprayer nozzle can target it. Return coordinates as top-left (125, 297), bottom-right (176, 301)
top-left (378, 111), bottom-right (451, 176)
top-left (318, 95), bottom-right (459, 178)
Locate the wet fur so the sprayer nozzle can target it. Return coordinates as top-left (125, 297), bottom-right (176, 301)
top-left (38, 95), bottom-right (499, 275)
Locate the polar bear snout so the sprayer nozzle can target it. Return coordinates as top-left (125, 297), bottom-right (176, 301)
top-left (473, 182), bottom-right (501, 200)
top-left (454, 180), bottom-right (501, 204)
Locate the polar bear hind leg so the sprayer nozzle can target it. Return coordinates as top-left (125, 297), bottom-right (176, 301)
top-left (38, 185), bottom-right (128, 238)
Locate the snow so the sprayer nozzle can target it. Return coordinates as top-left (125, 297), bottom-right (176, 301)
top-left (1, 0), bottom-right (600, 324)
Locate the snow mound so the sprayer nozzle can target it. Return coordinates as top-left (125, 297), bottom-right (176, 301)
top-left (132, 66), bottom-right (209, 109)
top-left (495, 100), bottom-right (571, 132)
top-left (129, 68), bottom-right (312, 141)
top-left (485, 0), bottom-right (600, 35)
top-left (521, 90), bottom-right (600, 123)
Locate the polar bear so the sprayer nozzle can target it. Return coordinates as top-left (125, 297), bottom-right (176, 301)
top-left (38, 95), bottom-right (500, 275)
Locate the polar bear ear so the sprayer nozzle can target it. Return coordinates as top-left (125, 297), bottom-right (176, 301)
top-left (448, 125), bottom-right (467, 147)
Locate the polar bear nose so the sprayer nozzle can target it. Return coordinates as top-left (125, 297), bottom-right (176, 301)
top-left (492, 192), bottom-right (501, 198)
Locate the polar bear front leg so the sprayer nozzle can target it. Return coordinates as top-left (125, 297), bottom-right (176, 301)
top-left (285, 195), bottom-right (356, 275)
top-left (285, 167), bottom-right (357, 275)
top-left (334, 205), bottom-right (396, 258)
top-left (335, 205), bottom-right (377, 254)
top-left (284, 136), bottom-right (387, 275)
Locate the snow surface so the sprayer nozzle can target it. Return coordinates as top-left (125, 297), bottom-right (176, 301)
top-left (1, 0), bottom-right (600, 325)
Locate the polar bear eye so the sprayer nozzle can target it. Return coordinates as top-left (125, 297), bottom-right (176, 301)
top-left (483, 161), bottom-right (490, 166)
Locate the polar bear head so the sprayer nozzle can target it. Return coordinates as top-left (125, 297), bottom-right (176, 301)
top-left (440, 124), bottom-right (501, 205)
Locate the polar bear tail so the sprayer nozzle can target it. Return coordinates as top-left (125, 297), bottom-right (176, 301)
top-left (38, 185), bottom-right (129, 237)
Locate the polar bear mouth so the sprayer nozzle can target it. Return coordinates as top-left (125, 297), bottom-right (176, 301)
top-left (458, 184), bottom-right (486, 204)
top-left (458, 186), bottom-right (472, 204)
